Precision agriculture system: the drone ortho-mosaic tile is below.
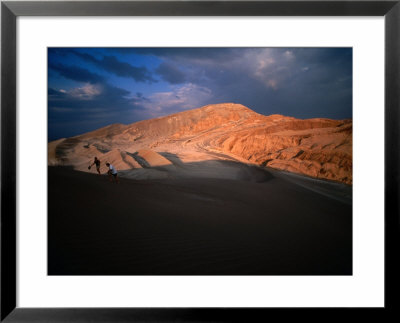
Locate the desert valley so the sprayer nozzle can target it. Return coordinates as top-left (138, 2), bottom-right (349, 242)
top-left (48, 103), bottom-right (352, 275)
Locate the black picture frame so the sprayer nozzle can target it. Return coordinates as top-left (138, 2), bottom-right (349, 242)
top-left (1, 1), bottom-right (399, 321)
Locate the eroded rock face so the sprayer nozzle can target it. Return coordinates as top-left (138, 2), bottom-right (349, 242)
top-left (48, 103), bottom-right (352, 184)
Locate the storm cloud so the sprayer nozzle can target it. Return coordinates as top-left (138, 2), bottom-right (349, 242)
top-left (156, 62), bottom-right (187, 84)
top-left (72, 51), bottom-right (157, 83)
top-left (49, 62), bottom-right (105, 84)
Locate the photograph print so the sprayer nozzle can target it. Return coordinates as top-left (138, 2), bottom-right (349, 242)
top-left (48, 47), bottom-right (352, 275)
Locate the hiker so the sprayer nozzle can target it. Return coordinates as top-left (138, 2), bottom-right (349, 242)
top-left (89, 157), bottom-right (101, 174)
top-left (106, 162), bottom-right (119, 183)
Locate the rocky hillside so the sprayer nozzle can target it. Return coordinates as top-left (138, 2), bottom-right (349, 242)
top-left (48, 103), bottom-right (352, 184)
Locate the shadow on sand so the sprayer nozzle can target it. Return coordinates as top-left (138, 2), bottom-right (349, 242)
top-left (48, 159), bottom-right (352, 276)
top-left (120, 156), bottom-right (275, 183)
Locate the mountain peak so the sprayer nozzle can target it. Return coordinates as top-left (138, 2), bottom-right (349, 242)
top-left (198, 102), bottom-right (253, 111)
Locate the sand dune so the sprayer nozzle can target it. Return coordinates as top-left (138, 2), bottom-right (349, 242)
top-left (48, 103), bottom-right (352, 184)
top-left (48, 166), bottom-right (352, 275)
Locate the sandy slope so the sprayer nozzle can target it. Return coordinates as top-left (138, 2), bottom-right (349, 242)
top-left (48, 103), bottom-right (352, 184)
top-left (48, 166), bottom-right (352, 275)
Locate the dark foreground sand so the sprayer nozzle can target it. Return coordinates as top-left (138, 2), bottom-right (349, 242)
top-left (48, 165), bottom-right (352, 275)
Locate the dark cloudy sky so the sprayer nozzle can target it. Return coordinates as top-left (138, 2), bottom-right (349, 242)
top-left (48, 47), bottom-right (352, 141)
